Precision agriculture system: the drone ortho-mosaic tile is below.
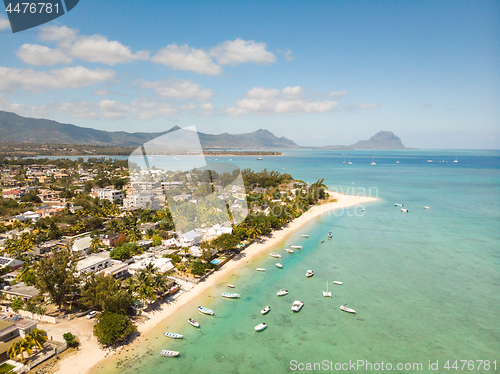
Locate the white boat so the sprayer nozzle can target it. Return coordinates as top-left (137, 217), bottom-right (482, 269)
top-left (333, 281), bottom-right (343, 285)
top-left (423, 206), bottom-right (430, 209)
top-left (188, 318), bottom-right (200, 328)
top-left (228, 159), bottom-right (232, 161)
top-left (221, 292), bottom-right (240, 299)
top-left (348, 159), bottom-right (352, 164)
top-left (306, 270), bottom-right (314, 277)
top-left (164, 332), bottom-right (183, 339)
top-left (261, 306), bottom-right (271, 315)
top-left (427, 160), bottom-right (433, 163)
top-left (401, 208), bottom-right (409, 213)
top-left (277, 289), bottom-right (288, 296)
top-left (343, 158), bottom-right (346, 163)
top-left (394, 203), bottom-right (403, 207)
top-left (255, 323), bottom-right (267, 331)
top-left (257, 157), bottom-right (263, 160)
top-left (270, 253), bottom-right (281, 259)
top-left (197, 306), bottom-right (214, 315)
top-left (290, 245), bottom-right (302, 249)
top-left (340, 304), bottom-right (356, 314)
top-left (256, 268), bottom-right (266, 272)
top-left (275, 262), bottom-right (283, 268)
top-left (396, 160), bottom-right (400, 163)
top-left (291, 300), bottom-right (304, 312)
top-left (328, 232), bottom-right (333, 239)
top-left (370, 156), bottom-right (376, 165)
top-left (300, 234), bottom-right (309, 238)
top-left (161, 350), bottom-right (179, 357)
top-left (285, 248), bottom-right (294, 254)
top-left (453, 158), bottom-right (458, 163)
top-left (323, 281), bottom-right (331, 298)
top-left (227, 284), bottom-right (235, 288)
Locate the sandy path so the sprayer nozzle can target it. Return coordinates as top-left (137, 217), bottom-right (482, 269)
top-left (47, 192), bottom-right (377, 374)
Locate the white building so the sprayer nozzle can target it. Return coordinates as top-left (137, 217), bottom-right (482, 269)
top-left (123, 193), bottom-right (163, 210)
top-left (97, 187), bottom-right (124, 202)
top-left (76, 252), bottom-right (112, 274)
top-left (128, 256), bottom-right (174, 275)
top-left (72, 237), bottom-right (91, 255)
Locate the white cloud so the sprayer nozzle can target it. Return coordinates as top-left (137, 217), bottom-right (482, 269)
top-left (199, 102), bottom-right (215, 116)
top-left (343, 103), bottom-right (381, 112)
top-left (0, 66), bottom-right (115, 92)
top-left (39, 25), bottom-right (78, 48)
top-left (226, 86), bottom-right (338, 116)
top-left (69, 35), bottom-right (149, 65)
top-left (139, 78), bottom-right (215, 101)
top-left (152, 44), bottom-right (222, 75)
top-left (329, 91), bottom-right (349, 97)
top-left (0, 16), bottom-right (10, 30)
top-left (209, 38), bottom-right (276, 66)
top-left (16, 44), bottom-right (72, 66)
top-left (131, 98), bottom-right (179, 120)
top-left (55, 101), bottom-right (100, 118)
top-left (99, 99), bottom-right (136, 119)
top-left (277, 49), bottom-right (294, 62)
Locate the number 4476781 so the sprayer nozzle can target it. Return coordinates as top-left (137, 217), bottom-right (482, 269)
top-left (5, 3), bottom-right (60, 14)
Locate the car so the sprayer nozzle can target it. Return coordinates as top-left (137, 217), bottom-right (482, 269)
top-left (86, 311), bottom-right (98, 319)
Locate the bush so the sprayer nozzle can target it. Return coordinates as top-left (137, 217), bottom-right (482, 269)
top-left (10, 299), bottom-right (23, 312)
top-left (109, 246), bottom-right (131, 261)
top-left (93, 313), bottom-right (137, 346)
top-left (63, 332), bottom-right (77, 346)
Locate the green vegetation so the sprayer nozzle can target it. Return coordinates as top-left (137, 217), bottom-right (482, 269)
top-left (93, 313), bottom-right (137, 346)
top-left (8, 328), bottom-right (47, 363)
top-left (81, 274), bottom-right (134, 314)
top-left (0, 363), bottom-right (15, 374)
top-left (63, 332), bottom-right (77, 346)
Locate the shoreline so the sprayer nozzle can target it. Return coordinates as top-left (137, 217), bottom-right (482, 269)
top-left (43, 192), bottom-right (378, 374)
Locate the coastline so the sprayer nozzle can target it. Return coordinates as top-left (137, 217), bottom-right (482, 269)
top-left (43, 191), bottom-right (378, 374)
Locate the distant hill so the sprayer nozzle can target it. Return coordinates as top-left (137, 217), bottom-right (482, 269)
top-left (314, 131), bottom-right (409, 150)
top-left (0, 111), bottom-right (299, 149)
top-left (349, 131), bottom-right (407, 149)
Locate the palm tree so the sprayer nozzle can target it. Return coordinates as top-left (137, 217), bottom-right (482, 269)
top-left (8, 339), bottom-right (33, 363)
top-left (26, 328), bottom-right (47, 351)
top-left (90, 236), bottom-right (103, 253)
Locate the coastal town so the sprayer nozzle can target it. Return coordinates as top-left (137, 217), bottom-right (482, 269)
top-left (0, 156), bottom-right (330, 373)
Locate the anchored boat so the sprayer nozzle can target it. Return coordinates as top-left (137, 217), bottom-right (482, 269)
top-left (164, 332), bottom-right (183, 339)
top-left (221, 292), bottom-right (240, 299)
top-left (197, 306), bottom-right (214, 315)
top-left (340, 304), bottom-right (356, 314)
top-left (161, 350), bottom-right (179, 357)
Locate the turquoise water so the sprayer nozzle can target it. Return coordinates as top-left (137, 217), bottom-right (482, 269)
top-left (94, 150), bottom-right (500, 373)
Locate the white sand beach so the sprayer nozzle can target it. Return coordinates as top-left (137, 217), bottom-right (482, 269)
top-left (44, 192), bottom-right (377, 374)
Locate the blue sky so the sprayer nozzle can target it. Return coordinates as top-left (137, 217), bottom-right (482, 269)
top-left (0, 0), bottom-right (498, 148)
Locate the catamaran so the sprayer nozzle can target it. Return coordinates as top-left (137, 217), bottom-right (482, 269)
top-left (221, 292), bottom-right (240, 299)
top-left (197, 306), bottom-right (214, 315)
top-left (323, 281), bottom-right (332, 297)
top-left (164, 332), bottom-right (183, 339)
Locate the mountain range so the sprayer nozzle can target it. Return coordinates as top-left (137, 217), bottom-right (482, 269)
top-left (0, 110), bottom-right (408, 149)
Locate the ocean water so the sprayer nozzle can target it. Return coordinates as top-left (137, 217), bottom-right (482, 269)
top-left (93, 150), bottom-right (500, 374)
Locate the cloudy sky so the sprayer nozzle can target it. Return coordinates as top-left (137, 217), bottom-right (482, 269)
top-left (0, 0), bottom-right (498, 148)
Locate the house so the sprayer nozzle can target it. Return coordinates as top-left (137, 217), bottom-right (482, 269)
top-left (128, 256), bottom-right (174, 275)
top-left (37, 189), bottom-right (62, 203)
top-left (76, 252), bottom-right (111, 274)
top-left (123, 193), bottom-right (163, 210)
top-left (137, 222), bottom-right (159, 234)
top-left (163, 238), bottom-right (180, 247)
top-left (96, 187), bottom-right (124, 202)
top-left (203, 224), bottom-right (233, 242)
top-left (96, 260), bottom-right (129, 279)
top-left (0, 314), bottom-right (38, 362)
top-left (1, 282), bottom-right (39, 302)
top-left (69, 205), bottom-right (83, 214)
top-left (72, 237), bottom-right (91, 256)
top-left (0, 257), bottom-right (24, 271)
top-left (179, 230), bottom-right (202, 247)
top-left (99, 233), bottom-right (120, 247)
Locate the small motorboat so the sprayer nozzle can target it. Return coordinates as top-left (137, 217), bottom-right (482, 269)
top-left (275, 262), bottom-right (283, 268)
top-left (401, 208), bottom-right (409, 213)
top-left (161, 350), bottom-right (179, 357)
top-left (328, 232), bottom-right (333, 239)
top-left (323, 281), bottom-right (331, 297)
top-left (423, 206), bottom-right (430, 209)
top-left (188, 318), bottom-right (200, 328)
top-left (164, 332), bottom-right (183, 339)
top-left (285, 248), bottom-right (294, 254)
top-left (300, 234), bottom-right (309, 238)
top-left (256, 268), bottom-right (266, 272)
top-left (261, 306), bottom-right (271, 315)
top-left (257, 157), bottom-right (263, 160)
top-left (227, 284), bottom-right (235, 288)
top-left (270, 253), bottom-right (282, 259)
top-left (306, 270), bottom-right (314, 277)
top-left (290, 245), bottom-right (302, 249)
top-left (394, 203), bottom-right (403, 207)
top-left (221, 292), bottom-right (240, 299)
top-left (198, 306), bottom-right (214, 315)
top-left (277, 289), bottom-right (288, 296)
top-left (321, 240), bottom-right (325, 243)
top-left (255, 323), bottom-right (267, 331)
top-left (333, 281), bottom-right (343, 285)
top-left (291, 300), bottom-right (304, 312)
top-left (340, 304), bottom-right (356, 314)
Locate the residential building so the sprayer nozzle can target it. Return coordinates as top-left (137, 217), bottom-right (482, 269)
top-left (99, 233), bottom-right (120, 247)
top-left (96, 187), bottom-right (124, 202)
top-left (76, 252), bottom-right (111, 274)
